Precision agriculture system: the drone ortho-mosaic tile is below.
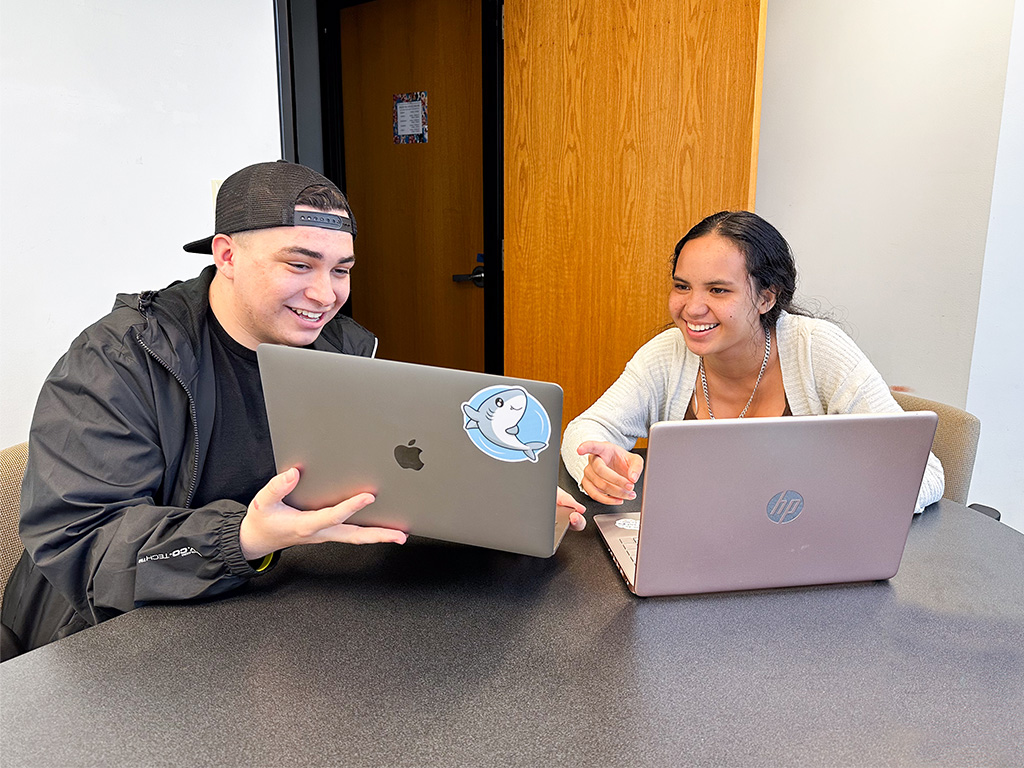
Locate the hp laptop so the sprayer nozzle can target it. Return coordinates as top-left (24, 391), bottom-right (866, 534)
top-left (593, 412), bottom-right (938, 596)
top-left (257, 344), bottom-right (570, 557)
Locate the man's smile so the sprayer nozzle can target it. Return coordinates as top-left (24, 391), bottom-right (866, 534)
top-left (290, 307), bottom-right (326, 321)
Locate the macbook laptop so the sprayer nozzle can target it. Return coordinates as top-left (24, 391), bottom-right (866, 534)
top-left (593, 412), bottom-right (938, 596)
top-left (257, 344), bottom-right (570, 557)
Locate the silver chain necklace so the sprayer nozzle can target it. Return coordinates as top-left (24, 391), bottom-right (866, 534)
top-left (698, 327), bottom-right (772, 419)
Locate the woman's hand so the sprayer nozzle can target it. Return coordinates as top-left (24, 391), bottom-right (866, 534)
top-left (577, 441), bottom-right (644, 505)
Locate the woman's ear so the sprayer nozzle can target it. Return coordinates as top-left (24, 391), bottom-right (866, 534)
top-left (759, 288), bottom-right (778, 315)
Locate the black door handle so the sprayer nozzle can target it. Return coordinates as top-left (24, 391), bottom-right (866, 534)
top-left (452, 265), bottom-right (485, 288)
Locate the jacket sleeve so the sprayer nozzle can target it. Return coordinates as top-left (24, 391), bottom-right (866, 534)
top-left (19, 325), bottom-right (260, 626)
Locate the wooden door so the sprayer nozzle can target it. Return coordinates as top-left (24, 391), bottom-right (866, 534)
top-left (341, 0), bottom-right (484, 371)
top-left (505, 0), bottom-right (767, 431)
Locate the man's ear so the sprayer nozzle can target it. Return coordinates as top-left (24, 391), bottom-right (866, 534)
top-left (211, 234), bottom-right (238, 278)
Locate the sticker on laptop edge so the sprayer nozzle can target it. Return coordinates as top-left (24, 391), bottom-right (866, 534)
top-left (461, 386), bottom-right (551, 463)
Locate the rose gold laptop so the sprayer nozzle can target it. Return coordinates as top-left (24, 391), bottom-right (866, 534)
top-left (593, 412), bottom-right (938, 596)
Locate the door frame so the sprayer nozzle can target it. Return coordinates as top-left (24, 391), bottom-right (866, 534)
top-left (274, 0), bottom-right (504, 374)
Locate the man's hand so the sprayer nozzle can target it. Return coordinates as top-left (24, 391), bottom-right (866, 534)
top-left (556, 487), bottom-right (587, 530)
top-left (239, 467), bottom-right (407, 561)
top-left (577, 441), bottom-right (644, 505)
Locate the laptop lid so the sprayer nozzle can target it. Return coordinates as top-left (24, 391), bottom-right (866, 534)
top-left (595, 412), bottom-right (937, 596)
top-left (257, 344), bottom-right (569, 557)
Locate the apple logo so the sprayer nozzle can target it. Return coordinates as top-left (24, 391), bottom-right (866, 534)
top-left (394, 439), bottom-right (424, 471)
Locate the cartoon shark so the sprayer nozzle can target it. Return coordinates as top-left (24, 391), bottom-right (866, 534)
top-left (462, 387), bottom-right (548, 462)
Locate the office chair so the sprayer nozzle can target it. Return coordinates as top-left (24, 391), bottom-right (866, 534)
top-left (891, 391), bottom-right (999, 520)
top-left (0, 442), bottom-right (29, 661)
top-left (1, 442), bottom-right (29, 606)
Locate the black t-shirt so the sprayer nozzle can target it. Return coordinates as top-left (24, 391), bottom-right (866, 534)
top-left (191, 310), bottom-right (278, 509)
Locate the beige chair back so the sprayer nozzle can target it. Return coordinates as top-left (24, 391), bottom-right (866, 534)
top-left (1, 442), bottom-right (28, 604)
top-left (891, 392), bottom-right (980, 505)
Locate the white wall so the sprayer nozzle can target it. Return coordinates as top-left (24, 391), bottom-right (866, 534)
top-left (0, 0), bottom-right (281, 446)
top-left (967, 0), bottom-right (1024, 533)
top-left (756, 0), bottom-right (1022, 530)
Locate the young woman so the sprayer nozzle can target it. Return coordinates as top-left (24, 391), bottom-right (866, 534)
top-left (560, 211), bottom-right (944, 512)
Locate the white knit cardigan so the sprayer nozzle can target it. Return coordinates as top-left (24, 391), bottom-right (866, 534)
top-left (560, 312), bottom-right (945, 513)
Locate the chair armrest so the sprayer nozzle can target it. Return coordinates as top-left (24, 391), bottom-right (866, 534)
top-left (967, 503), bottom-right (1001, 521)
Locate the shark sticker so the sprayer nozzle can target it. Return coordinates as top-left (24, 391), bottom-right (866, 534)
top-left (461, 386), bottom-right (552, 463)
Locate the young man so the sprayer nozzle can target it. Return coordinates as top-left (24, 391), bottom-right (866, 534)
top-left (0, 162), bottom-right (410, 658)
top-left (1, 160), bottom-right (586, 660)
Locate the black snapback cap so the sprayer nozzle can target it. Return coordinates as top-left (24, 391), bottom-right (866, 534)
top-left (182, 160), bottom-right (356, 254)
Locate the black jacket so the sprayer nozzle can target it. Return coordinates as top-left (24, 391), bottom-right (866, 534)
top-left (1, 266), bottom-right (376, 655)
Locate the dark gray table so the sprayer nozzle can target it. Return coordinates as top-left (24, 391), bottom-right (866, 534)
top-left (2, 483), bottom-right (1022, 767)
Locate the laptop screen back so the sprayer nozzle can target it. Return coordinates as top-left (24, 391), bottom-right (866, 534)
top-left (627, 412), bottom-right (937, 596)
top-left (257, 344), bottom-right (567, 557)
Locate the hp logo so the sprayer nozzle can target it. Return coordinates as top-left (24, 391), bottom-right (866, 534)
top-left (766, 490), bottom-right (804, 524)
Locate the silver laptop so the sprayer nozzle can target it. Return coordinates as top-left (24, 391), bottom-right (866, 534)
top-left (257, 344), bottom-right (570, 557)
top-left (594, 412), bottom-right (938, 596)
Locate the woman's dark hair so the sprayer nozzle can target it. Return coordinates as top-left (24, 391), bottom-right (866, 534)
top-left (671, 210), bottom-right (798, 332)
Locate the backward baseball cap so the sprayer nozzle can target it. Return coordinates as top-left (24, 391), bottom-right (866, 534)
top-left (182, 160), bottom-right (356, 254)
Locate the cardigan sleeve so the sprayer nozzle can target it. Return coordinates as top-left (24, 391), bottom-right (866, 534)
top-left (560, 330), bottom-right (692, 487)
top-left (787, 317), bottom-right (945, 513)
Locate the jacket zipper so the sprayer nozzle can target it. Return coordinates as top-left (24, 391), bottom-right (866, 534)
top-left (134, 332), bottom-right (201, 509)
